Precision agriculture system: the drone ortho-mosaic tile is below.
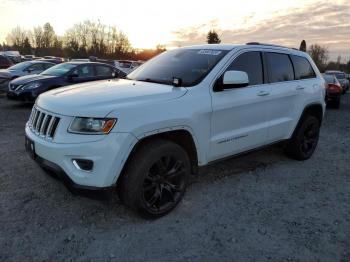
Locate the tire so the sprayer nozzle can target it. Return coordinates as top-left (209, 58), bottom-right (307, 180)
top-left (333, 98), bottom-right (340, 109)
top-left (285, 115), bottom-right (320, 160)
top-left (118, 139), bottom-right (191, 218)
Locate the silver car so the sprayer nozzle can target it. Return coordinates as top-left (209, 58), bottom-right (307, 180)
top-left (0, 61), bottom-right (55, 91)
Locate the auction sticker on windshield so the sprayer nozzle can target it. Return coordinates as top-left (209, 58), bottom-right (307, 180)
top-left (197, 50), bottom-right (222, 55)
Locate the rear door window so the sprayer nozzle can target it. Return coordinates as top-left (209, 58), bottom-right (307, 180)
top-left (291, 55), bottom-right (316, 80)
top-left (95, 65), bottom-right (114, 77)
top-left (226, 51), bottom-right (264, 85)
top-left (266, 52), bottom-right (294, 83)
top-left (72, 64), bottom-right (94, 78)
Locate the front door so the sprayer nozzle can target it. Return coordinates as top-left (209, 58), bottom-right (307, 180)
top-left (209, 51), bottom-right (271, 161)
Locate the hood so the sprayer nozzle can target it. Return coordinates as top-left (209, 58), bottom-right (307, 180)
top-left (11, 74), bottom-right (57, 85)
top-left (36, 79), bottom-right (187, 117)
top-left (0, 69), bottom-right (11, 79)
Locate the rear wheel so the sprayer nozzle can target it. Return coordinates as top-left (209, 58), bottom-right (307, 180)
top-left (333, 97), bottom-right (341, 109)
top-left (118, 139), bottom-right (190, 218)
top-left (285, 115), bottom-right (320, 160)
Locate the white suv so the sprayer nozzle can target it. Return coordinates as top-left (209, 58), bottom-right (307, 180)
top-left (25, 43), bottom-right (326, 217)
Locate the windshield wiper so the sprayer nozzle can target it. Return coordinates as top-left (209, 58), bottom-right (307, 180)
top-left (137, 78), bottom-right (170, 85)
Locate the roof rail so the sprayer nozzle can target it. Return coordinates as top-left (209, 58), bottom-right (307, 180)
top-left (246, 42), bottom-right (298, 50)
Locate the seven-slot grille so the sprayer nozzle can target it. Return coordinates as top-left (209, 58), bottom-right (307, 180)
top-left (28, 107), bottom-right (60, 140)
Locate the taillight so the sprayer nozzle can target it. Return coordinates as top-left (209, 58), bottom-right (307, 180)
top-left (327, 84), bottom-right (342, 92)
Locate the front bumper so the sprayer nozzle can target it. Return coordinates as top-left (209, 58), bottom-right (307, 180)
top-left (25, 124), bottom-right (137, 188)
top-left (7, 90), bottom-right (37, 101)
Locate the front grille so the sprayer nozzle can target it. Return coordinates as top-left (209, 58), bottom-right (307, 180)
top-left (28, 107), bottom-right (60, 140)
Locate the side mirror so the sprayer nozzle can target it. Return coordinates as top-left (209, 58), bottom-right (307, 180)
top-left (25, 68), bottom-right (34, 73)
top-left (214, 70), bottom-right (249, 92)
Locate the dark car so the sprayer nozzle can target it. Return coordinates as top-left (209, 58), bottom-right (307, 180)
top-left (7, 62), bottom-right (126, 102)
top-left (0, 55), bottom-right (13, 69)
top-left (325, 70), bottom-right (349, 94)
top-left (37, 57), bottom-right (65, 64)
top-left (323, 74), bottom-right (342, 109)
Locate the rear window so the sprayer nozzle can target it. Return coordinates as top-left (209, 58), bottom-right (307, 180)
top-left (266, 53), bottom-right (294, 83)
top-left (291, 55), bottom-right (316, 80)
top-left (95, 65), bottom-right (113, 76)
top-left (335, 73), bottom-right (346, 79)
top-left (323, 74), bottom-right (335, 84)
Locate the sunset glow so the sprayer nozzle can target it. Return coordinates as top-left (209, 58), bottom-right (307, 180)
top-left (0, 0), bottom-right (349, 59)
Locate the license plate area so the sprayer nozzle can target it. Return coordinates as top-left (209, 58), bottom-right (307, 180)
top-left (25, 136), bottom-right (36, 159)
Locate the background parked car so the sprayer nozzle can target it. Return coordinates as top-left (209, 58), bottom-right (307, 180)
top-left (38, 57), bottom-right (65, 64)
top-left (325, 70), bottom-right (349, 94)
top-left (323, 74), bottom-right (342, 109)
top-left (0, 51), bottom-right (21, 64)
top-left (21, 55), bottom-right (36, 61)
top-left (114, 60), bottom-right (143, 74)
top-left (0, 54), bottom-right (13, 69)
top-left (0, 61), bottom-right (55, 92)
top-left (7, 61), bottom-right (126, 102)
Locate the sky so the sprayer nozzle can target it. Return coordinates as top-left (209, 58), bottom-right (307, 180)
top-left (0, 0), bottom-right (349, 61)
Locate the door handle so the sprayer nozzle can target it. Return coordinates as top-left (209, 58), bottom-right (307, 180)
top-left (257, 90), bottom-right (270, 96)
top-left (296, 86), bottom-right (305, 90)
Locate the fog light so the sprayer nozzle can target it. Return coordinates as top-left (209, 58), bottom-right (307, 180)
top-left (72, 159), bottom-right (94, 172)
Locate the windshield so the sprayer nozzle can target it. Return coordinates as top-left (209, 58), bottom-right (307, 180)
top-left (41, 63), bottom-right (76, 76)
top-left (8, 61), bottom-right (31, 70)
top-left (127, 49), bottom-right (229, 87)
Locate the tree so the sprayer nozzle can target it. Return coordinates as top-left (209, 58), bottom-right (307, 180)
top-left (6, 26), bottom-right (28, 48)
top-left (22, 37), bottom-right (32, 54)
top-left (207, 30), bottom-right (221, 44)
top-left (299, 40), bottom-right (306, 52)
top-left (42, 23), bottom-right (56, 48)
top-left (308, 44), bottom-right (329, 71)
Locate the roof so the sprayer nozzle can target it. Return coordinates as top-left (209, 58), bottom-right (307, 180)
top-left (64, 61), bottom-right (114, 66)
top-left (325, 70), bottom-right (344, 73)
top-left (180, 44), bottom-right (240, 50)
top-left (29, 60), bottom-right (55, 64)
top-left (180, 43), bottom-right (302, 53)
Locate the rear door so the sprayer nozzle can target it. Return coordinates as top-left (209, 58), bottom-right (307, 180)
top-left (263, 52), bottom-right (300, 142)
top-left (94, 64), bottom-right (116, 80)
top-left (209, 51), bottom-right (271, 161)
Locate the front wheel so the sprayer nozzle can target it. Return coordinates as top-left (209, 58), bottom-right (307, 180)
top-left (285, 115), bottom-right (320, 160)
top-left (118, 139), bottom-right (190, 218)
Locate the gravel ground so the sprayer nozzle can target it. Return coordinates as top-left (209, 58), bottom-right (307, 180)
top-left (0, 92), bottom-right (350, 262)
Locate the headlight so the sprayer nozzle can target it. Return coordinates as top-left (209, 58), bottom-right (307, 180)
top-left (68, 117), bottom-right (117, 134)
top-left (22, 82), bottom-right (41, 90)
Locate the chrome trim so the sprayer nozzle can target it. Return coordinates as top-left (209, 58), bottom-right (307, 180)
top-left (72, 160), bottom-right (93, 173)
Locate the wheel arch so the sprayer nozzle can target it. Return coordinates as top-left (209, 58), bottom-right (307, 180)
top-left (291, 103), bottom-right (324, 138)
top-left (116, 128), bottom-right (200, 187)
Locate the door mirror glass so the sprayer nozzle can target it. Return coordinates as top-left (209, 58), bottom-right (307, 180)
top-left (223, 70), bottom-right (249, 87)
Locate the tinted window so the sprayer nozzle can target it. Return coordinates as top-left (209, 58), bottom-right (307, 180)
top-left (266, 53), bottom-right (294, 83)
top-left (27, 63), bottom-right (45, 71)
top-left (72, 65), bottom-right (94, 78)
top-left (44, 63), bottom-right (54, 69)
top-left (291, 55), bottom-right (316, 80)
top-left (95, 65), bottom-right (113, 77)
top-left (226, 52), bottom-right (263, 85)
